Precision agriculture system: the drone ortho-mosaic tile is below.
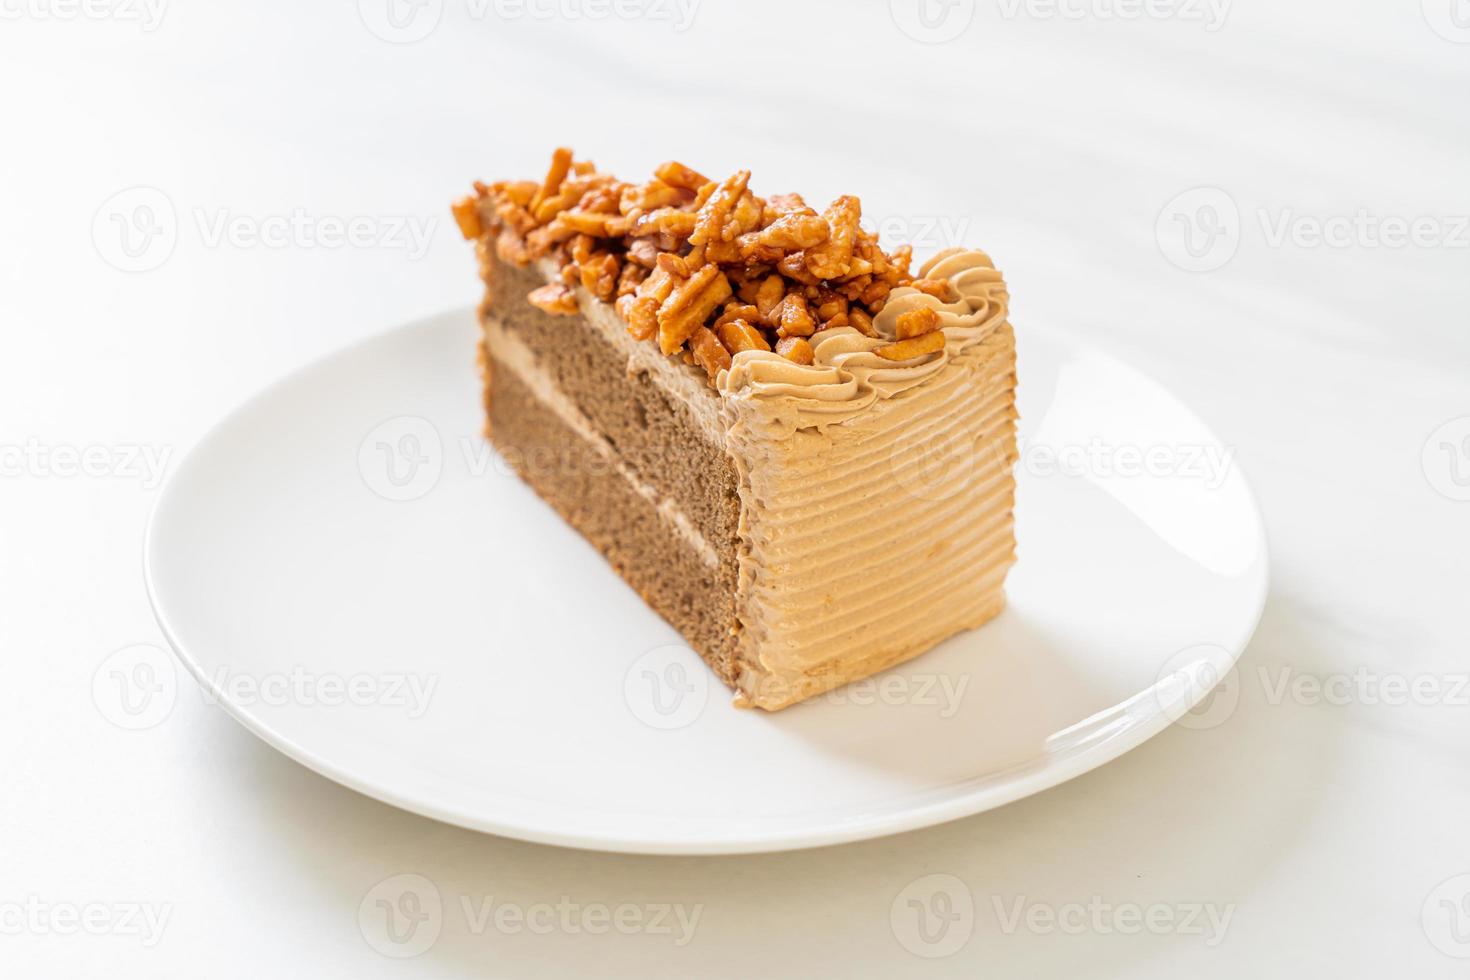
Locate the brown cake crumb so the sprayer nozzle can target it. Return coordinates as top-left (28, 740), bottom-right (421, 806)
top-left (454, 148), bottom-right (938, 386)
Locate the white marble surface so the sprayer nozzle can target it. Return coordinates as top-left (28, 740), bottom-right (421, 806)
top-left (2, 0), bottom-right (1468, 975)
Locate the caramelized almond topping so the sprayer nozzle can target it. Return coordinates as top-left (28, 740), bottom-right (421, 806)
top-left (451, 196), bottom-right (482, 240)
top-left (875, 330), bottom-right (945, 361)
top-left (529, 146), bottom-right (573, 213)
top-left (654, 160), bottom-right (711, 191)
top-left (776, 293), bottom-right (816, 337)
top-left (527, 282), bottom-right (578, 316)
top-left (659, 273), bottom-right (732, 355)
top-left (655, 252), bottom-right (690, 278)
top-left (804, 195), bottom-right (860, 279)
top-left (911, 277), bottom-right (958, 302)
top-left (895, 306), bottom-right (941, 340)
top-left (689, 326), bottom-right (732, 380)
top-left (754, 274), bottom-right (786, 321)
top-left (717, 320), bottom-right (772, 354)
top-left (495, 228), bottom-right (530, 267)
top-left (775, 336), bottom-right (815, 365)
top-left (464, 148), bottom-right (928, 388)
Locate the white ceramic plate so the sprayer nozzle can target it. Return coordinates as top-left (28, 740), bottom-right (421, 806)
top-left (145, 309), bottom-right (1267, 855)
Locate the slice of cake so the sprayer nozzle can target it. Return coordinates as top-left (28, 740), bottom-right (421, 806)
top-left (452, 149), bottom-right (1017, 711)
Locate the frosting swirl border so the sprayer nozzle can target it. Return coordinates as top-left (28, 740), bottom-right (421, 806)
top-left (717, 247), bottom-right (1010, 430)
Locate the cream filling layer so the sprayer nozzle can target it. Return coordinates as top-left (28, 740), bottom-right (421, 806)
top-left (485, 317), bottom-right (720, 569)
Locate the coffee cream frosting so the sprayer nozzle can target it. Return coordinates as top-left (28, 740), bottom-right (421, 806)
top-left (718, 248), bottom-right (1018, 709)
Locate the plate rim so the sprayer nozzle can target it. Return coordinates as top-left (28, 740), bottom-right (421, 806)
top-left (143, 307), bottom-right (1270, 855)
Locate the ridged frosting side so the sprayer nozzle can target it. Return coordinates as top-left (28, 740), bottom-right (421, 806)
top-left (720, 248), bottom-right (1019, 710)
